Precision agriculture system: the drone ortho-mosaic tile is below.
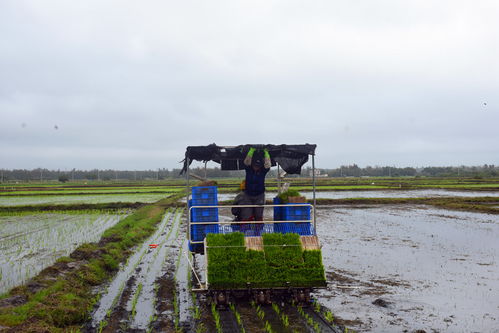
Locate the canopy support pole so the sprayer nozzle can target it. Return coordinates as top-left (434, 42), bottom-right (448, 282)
top-left (186, 157), bottom-right (190, 242)
top-left (312, 154), bottom-right (317, 233)
top-left (277, 163), bottom-right (281, 194)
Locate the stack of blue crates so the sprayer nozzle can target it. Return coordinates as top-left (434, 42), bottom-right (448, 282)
top-left (189, 186), bottom-right (219, 247)
top-left (273, 196), bottom-right (312, 235)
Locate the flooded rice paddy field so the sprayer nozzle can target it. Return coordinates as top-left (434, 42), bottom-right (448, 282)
top-left (315, 206), bottom-right (499, 332)
top-left (217, 189), bottom-right (499, 201)
top-left (2, 188), bottom-right (498, 332)
top-left (0, 193), bottom-right (169, 207)
top-left (0, 212), bottom-right (125, 294)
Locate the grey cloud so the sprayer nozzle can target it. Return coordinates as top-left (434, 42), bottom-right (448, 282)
top-left (1, 0), bottom-right (498, 169)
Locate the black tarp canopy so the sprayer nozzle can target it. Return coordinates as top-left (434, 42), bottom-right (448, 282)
top-left (181, 144), bottom-right (316, 175)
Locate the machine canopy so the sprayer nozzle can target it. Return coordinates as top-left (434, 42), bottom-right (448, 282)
top-left (180, 144), bottom-right (316, 175)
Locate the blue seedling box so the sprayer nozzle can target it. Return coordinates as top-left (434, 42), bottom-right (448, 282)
top-left (273, 203), bottom-right (312, 235)
top-left (191, 186), bottom-right (218, 206)
top-left (282, 205), bottom-right (311, 221)
top-left (273, 197), bottom-right (283, 221)
top-left (190, 207), bottom-right (219, 222)
top-left (273, 222), bottom-right (312, 235)
top-left (191, 224), bottom-right (220, 242)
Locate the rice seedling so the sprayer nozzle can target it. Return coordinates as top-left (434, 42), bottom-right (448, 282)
top-left (211, 303), bottom-right (222, 333)
top-left (229, 303), bottom-right (245, 333)
top-left (206, 232), bottom-right (326, 289)
top-left (98, 319), bottom-right (108, 333)
top-left (296, 305), bottom-right (322, 333)
top-left (324, 310), bottom-right (334, 323)
top-left (130, 283), bottom-right (143, 318)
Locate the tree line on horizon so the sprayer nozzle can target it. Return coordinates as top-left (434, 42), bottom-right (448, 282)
top-left (0, 164), bottom-right (497, 182)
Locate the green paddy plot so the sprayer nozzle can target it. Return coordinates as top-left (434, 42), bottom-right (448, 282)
top-left (0, 193), bottom-right (169, 207)
top-left (206, 233), bottom-right (326, 289)
top-left (0, 212), bottom-right (126, 294)
top-left (0, 187), bottom-right (181, 196)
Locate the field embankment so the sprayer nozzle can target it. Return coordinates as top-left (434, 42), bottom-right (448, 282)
top-left (314, 196), bottom-right (499, 214)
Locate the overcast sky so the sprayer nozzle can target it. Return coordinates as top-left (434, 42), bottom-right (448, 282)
top-left (1, 0), bottom-right (498, 170)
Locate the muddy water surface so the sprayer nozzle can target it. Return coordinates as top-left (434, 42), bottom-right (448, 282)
top-left (216, 189), bottom-right (498, 202)
top-left (315, 206), bottom-right (499, 332)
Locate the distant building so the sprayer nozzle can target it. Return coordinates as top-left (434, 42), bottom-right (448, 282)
top-left (309, 169), bottom-right (328, 177)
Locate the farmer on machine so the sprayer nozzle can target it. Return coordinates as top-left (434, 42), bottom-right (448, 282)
top-left (239, 147), bottom-right (271, 225)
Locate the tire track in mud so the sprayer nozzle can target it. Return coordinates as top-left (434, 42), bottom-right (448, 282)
top-left (88, 209), bottom-right (180, 331)
top-left (219, 308), bottom-right (241, 333)
top-left (300, 306), bottom-right (343, 333)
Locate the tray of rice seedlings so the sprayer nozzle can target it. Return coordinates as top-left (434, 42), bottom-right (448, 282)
top-left (206, 232), bottom-right (326, 289)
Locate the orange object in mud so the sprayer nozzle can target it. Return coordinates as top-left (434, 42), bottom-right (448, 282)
top-left (149, 244), bottom-right (158, 249)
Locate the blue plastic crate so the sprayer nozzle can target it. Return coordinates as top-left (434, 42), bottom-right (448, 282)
top-left (273, 197), bottom-right (282, 221)
top-left (191, 224), bottom-right (220, 241)
top-left (273, 222), bottom-right (312, 235)
top-left (191, 186), bottom-right (218, 206)
top-left (273, 203), bottom-right (312, 235)
top-left (190, 207), bottom-right (219, 222)
top-left (282, 205), bottom-right (311, 221)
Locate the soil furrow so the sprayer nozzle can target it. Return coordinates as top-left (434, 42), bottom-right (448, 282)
top-left (128, 211), bottom-right (182, 330)
top-left (302, 307), bottom-right (343, 333)
top-left (219, 308), bottom-right (241, 333)
top-left (90, 210), bottom-right (175, 328)
top-left (235, 302), bottom-right (266, 333)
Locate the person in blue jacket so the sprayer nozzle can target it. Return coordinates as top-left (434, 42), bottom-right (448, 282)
top-left (239, 147), bottom-right (271, 223)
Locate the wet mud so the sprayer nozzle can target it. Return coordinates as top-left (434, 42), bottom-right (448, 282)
top-left (316, 206), bottom-right (499, 332)
top-left (151, 271), bottom-right (176, 333)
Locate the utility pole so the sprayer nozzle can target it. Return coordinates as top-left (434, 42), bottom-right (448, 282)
top-left (97, 169), bottom-right (100, 181)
